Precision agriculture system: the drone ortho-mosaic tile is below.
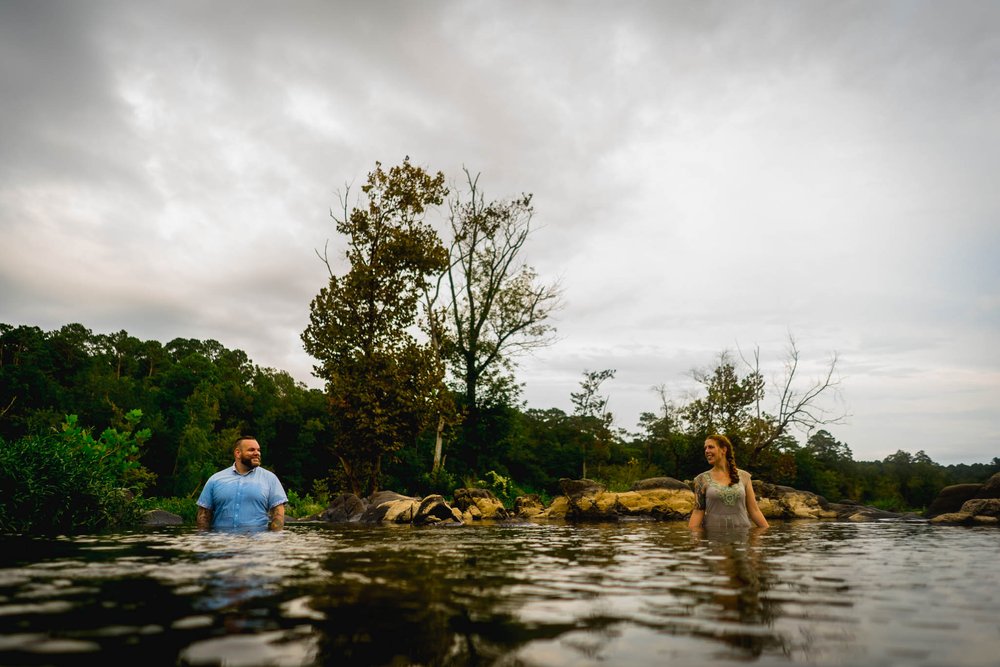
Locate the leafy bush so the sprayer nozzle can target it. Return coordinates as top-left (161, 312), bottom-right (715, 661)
top-left (417, 467), bottom-right (459, 497)
top-left (286, 488), bottom-right (327, 518)
top-left (0, 411), bottom-right (153, 534)
top-left (474, 470), bottom-right (517, 506)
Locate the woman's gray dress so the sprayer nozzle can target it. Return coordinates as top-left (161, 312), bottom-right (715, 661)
top-left (693, 469), bottom-right (754, 530)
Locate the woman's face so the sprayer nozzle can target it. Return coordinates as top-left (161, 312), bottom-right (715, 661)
top-left (704, 439), bottom-right (725, 466)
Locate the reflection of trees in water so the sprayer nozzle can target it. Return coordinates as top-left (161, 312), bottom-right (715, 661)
top-left (309, 535), bottom-right (579, 665)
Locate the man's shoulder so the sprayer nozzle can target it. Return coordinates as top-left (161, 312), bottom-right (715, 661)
top-left (255, 467), bottom-right (281, 481)
top-left (206, 466), bottom-right (235, 483)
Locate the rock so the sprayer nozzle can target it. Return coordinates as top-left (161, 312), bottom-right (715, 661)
top-left (925, 484), bottom-right (982, 518)
top-left (452, 488), bottom-right (511, 520)
top-left (928, 497), bottom-right (1000, 525)
top-left (540, 477), bottom-right (695, 521)
top-left (960, 498), bottom-right (1000, 518)
top-left (141, 509), bottom-right (183, 526)
top-left (539, 496), bottom-right (570, 519)
top-left (610, 488), bottom-right (696, 520)
top-left (559, 478), bottom-right (606, 500)
top-left (930, 511), bottom-right (976, 525)
top-left (360, 492), bottom-right (421, 524)
top-left (412, 495), bottom-right (463, 526)
top-left (974, 472), bottom-right (1000, 499)
top-left (315, 493), bottom-right (368, 522)
top-left (629, 477), bottom-right (691, 492)
top-left (752, 481), bottom-right (839, 520)
top-left (513, 494), bottom-right (546, 518)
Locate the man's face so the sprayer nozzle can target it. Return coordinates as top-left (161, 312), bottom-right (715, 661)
top-left (236, 439), bottom-right (262, 469)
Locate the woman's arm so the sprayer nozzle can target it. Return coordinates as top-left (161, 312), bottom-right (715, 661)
top-left (745, 480), bottom-right (769, 528)
top-left (688, 508), bottom-right (705, 529)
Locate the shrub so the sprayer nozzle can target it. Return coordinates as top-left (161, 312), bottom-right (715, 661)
top-left (285, 488), bottom-right (327, 518)
top-left (0, 411), bottom-right (154, 534)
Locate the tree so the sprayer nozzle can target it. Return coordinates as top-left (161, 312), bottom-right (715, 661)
top-left (442, 168), bottom-right (562, 471)
top-left (742, 335), bottom-right (846, 465)
top-left (636, 384), bottom-right (689, 478)
top-left (571, 369), bottom-right (615, 479)
top-left (302, 158), bottom-right (450, 496)
top-left (683, 351), bottom-right (765, 440)
top-left (683, 335), bottom-right (844, 467)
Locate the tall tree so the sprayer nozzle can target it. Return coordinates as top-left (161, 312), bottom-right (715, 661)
top-left (302, 158), bottom-right (449, 496)
top-left (443, 168), bottom-right (562, 470)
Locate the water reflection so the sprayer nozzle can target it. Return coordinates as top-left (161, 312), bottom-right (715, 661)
top-left (0, 522), bottom-right (998, 666)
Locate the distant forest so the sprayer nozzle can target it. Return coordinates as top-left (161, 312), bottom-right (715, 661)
top-left (2, 321), bottom-right (996, 511)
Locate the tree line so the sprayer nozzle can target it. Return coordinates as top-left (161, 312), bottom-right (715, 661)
top-left (1, 321), bottom-right (995, 516)
top-left (2, 158), bottom-right (996, 525)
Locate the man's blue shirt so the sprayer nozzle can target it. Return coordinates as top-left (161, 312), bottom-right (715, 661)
top-left (196, 465), bottom-right (288, 530)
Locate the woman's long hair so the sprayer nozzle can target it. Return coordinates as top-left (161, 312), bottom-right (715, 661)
top-left (708, 434), bottom-right (740, 486)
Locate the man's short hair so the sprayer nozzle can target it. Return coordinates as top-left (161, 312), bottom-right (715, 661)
top-left (234, 435), bottom-right (257, 449)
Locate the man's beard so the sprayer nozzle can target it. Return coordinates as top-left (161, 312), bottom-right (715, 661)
top-left (240, 455), bottom-right (260, 469)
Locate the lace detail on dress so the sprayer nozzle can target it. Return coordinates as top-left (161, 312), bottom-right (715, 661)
top-left (709, 476), bottom-right (742, 506)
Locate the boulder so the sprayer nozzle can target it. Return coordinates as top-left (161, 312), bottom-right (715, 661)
top-left (412, 495), bottom-right (463, 526)
top-left (752, 481), bottom-right (839, 520)
top-left (141, 509), bottom-right (184, 526)
top-left (630, 477), bottom-right (691, 492)
top-left (313, 493), bottom-right (368, 522)
top-left (925, 484), bottom-right (982, 518)
top-left (924, 473), bottom-right (1000, 525)
top-left (452, 488), bottom-right (511, 520)
top-left (974, 472), bottom-right (1000, 499)
top-left (536, 477), bottom-right (695, 521)
top-left (513, 494), bottom-right (546, 518)
top-left (360, 492), bottom-right (421, 524)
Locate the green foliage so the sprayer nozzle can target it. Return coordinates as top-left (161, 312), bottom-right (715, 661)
top-left (474, 469), bottom-right (516, 506)
top-left (302, 158), bottom-right (450, 496)
top-left (418, 467), bottom-right (459, 497)
top-left (0, 412), bottom-right (153, 534)
top-left (597, 458), bottom-right (663, 493)
top-left (3, 311), bottom-right (997, 523)
top-left (285, 489), bottom-right (327, 519)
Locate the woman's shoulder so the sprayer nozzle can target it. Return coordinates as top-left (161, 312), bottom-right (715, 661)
top-left (736, 468), bottom-right (753, 483)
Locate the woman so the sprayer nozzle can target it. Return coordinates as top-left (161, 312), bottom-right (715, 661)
top-left (688, 434), bottom-right (769, 530)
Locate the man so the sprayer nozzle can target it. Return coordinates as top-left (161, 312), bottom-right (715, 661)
top-left (196, 436), bottom-right (288, 531)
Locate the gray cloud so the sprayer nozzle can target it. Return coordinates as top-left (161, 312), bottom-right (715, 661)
top-left (1, 0), bottom-right (997, 464)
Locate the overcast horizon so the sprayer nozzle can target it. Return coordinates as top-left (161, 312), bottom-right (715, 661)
top-left (2, 1), bottom-right (998, 465)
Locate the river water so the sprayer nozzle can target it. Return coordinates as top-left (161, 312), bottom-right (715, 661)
top-left (0, 520), bottom-right (997, 667)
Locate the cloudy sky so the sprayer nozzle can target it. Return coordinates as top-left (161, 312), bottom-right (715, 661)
top-left (2, 1), bottom-right (997, 464)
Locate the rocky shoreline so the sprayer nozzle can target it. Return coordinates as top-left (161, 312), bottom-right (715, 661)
top-left (141, 472), bottom-right (1000, 528)
top-left (288, 471), bottom-right (1000, 527)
